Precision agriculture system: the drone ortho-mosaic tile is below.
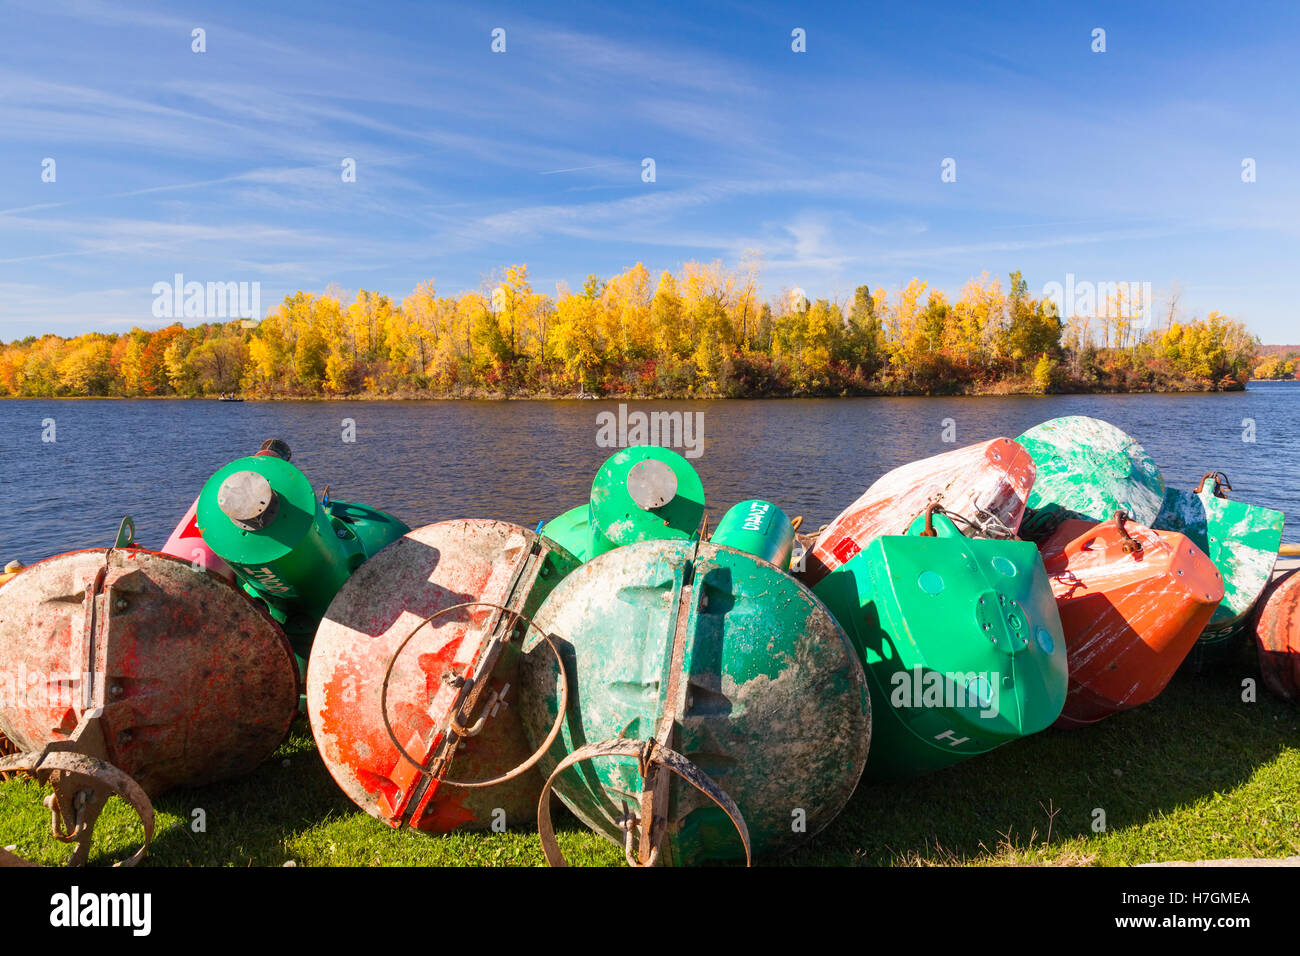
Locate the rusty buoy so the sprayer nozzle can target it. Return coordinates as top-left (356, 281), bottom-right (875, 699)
top-left (0, 547), bottom-right (299, 866)
top-left (308, 520), bottom-right (580, 833)
top-left (1256, 568), bottom-right (1300, 702)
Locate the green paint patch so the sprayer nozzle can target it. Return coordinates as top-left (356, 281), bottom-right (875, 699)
top-left (1155, 485), bottom-right (1285, 640)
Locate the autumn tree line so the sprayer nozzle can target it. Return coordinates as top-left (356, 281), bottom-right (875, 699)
top-left (0, 263), bottom-right (1275, 399)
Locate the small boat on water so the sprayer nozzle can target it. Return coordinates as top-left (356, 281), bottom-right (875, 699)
top-left (1016, 416), bottom-right (1165, 537)
top-left (1154, 472), bottom-right (1285, 668)
top-left (1039, 516), bottom-right (1223, 728)
top-left (803, 437), bottom-right (1036, 586)
top-left (0, 559), bottom-right (22, 586)
top-left (813, 508), bottom-right (1067, 780)
top-left (217, 393), bottom-right (244, 402)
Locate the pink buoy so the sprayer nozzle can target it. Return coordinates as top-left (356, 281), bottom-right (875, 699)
top-left (160, 495), bottom-right (236, 583)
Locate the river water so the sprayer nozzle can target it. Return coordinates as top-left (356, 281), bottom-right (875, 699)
top-left (2, 382), bottom-right (1296, 562)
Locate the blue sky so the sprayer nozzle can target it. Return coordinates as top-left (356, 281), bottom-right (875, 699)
top-left (2, 0), bottom-right (1298, 342)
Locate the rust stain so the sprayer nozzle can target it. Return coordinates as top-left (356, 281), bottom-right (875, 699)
top-left (0, 729), bottom-right (19, 781)
top-left (0, 547), bottom-right (299, 793)
top-left (1255, 569), bottom-right (1300, 702)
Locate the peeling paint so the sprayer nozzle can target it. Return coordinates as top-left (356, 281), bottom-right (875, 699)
top-left (0, 547), bottom-right (298, 795)
top-left (1040, 519), bottom-right (1222, 727)
top-left (805, 437), bottom-right (1036, 586)
top-left (1017, 416), bottom-right (1166, 533)
top-left (307, 520), bottom-right (579, 833)
top-left (1155, 485), bottom-right (1284, 645)
top-left (520, 539), bottom-right (870, 865)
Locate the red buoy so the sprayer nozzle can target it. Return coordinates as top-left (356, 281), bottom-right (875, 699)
top-left (0, 547), bottom-right (299, 864)
top-left (1255, 568), bottom-right (1300, 702)
top-left (804, 437), bottom-right (1035, 586)
top-left (308, 520), bottom-right (579, 834)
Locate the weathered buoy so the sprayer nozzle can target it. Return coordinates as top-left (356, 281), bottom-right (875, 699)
top-left (0, 547), bottom-right (298, 865)
top-left (520, 537), bottom-right (870, 866)
top-left (804, 437), bottom-right (1035, 586)
top-left (814, 509), bottom-right (1067, 779)
top-left (196, 439), bottom-right (409, 672)
top-left (160, 495), bottom-right (235, 583)
top-left (710, 499), bottom-right (795, 568)
top-left (1016, 416), bottom-right (1165, 536)
top-left (308, 520), bottom-right (580, 833)
top-left (1040, 516), bottom-right (1223, 727)
top-left (542, 446), bottom-right (705, 561)
top-left (1255, 568), bottom-right (1300, 702)
top-left (1155, 471), bottom-right (1285, 669)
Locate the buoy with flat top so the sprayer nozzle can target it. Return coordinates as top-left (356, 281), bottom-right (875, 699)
top-left (541, 446), bottom-right (705, 561)
top-left (520, 533), bottom-right (870, 866)
top-left (195, 439), bottom-right (410, 673)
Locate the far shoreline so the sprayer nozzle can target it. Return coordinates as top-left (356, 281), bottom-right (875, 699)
top-left (5, 381), bottom-right (1290, 402)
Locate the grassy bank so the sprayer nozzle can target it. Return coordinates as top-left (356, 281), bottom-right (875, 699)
top-left (2, 636), bottom-right (1295, 867)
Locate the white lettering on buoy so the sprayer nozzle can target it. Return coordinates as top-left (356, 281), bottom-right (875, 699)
top-left (245, 565), bottom-right (292, 595)
top-left (742, 501), bottom-right (770, 531)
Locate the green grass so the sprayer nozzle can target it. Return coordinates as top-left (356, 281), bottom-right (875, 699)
top-left (3, 638), bottom-right (1297, 867)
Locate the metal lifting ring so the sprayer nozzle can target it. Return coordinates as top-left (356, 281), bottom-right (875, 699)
top-left (378, 600), bottom-right (570, 791)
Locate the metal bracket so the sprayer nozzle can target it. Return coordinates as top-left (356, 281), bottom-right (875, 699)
top-left (0, 709), bottom-right (155, 868)
top-left (113, 516), bottom-right (135, 549)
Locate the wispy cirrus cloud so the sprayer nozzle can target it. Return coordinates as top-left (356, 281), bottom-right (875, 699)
top-left (2, 1), bottom-right (1299, 341)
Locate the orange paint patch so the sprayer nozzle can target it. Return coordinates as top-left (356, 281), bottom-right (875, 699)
top-left (1041, 519), bottom-right (1222, 727)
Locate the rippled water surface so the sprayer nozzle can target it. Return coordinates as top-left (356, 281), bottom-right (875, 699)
top-left (2, 382), bottom-right (1296, 562)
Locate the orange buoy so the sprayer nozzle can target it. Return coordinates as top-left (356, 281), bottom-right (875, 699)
top-left (1255, 569), bottom-right (1300, 702)
top-left (1040, 517), bottom-right (1223, 728)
